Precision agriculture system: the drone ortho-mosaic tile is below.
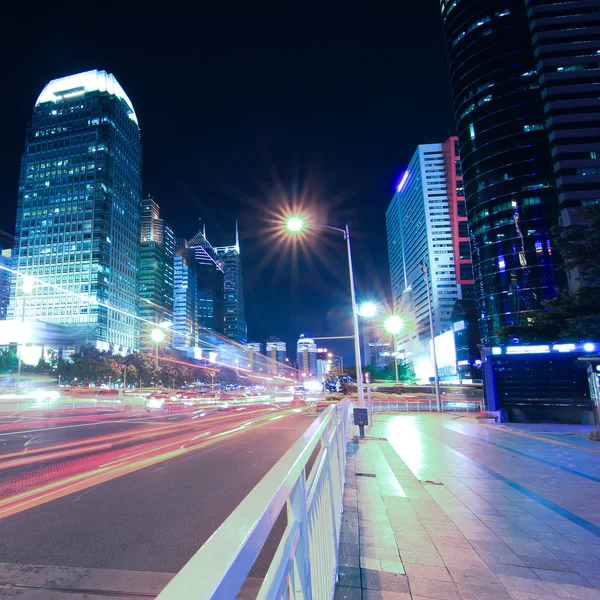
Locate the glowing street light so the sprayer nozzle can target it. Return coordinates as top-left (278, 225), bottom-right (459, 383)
top-left (357, 302), bottom-right (377, 318)
top-left (384, 315), bottom-right (404, 384)
top-left (384, 315), bottom-right (403, 335)
top-left (286, 216), bottom-right (304, 233)
top-left (283, 215), bottom-right (366, 408)
top-left (151, 327), bottom-right (165, 372)
top-left (151, 328), bottom-right (165, 343)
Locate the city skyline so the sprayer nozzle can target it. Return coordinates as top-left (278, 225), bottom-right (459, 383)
top-left (0, 6), bottom-right (454, 359)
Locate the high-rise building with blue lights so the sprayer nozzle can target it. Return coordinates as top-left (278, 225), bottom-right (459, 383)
top-left (189, 227), bottom-right (224, 334)
top-left (9, 70), bottom-right (141, 352)
top-left (387, 141), bottom-right (471, 379)
top-left (297, 335), bottom-right (317, 376)
top-left (173, 238), bottom-right (197, 348)
top-left (215, 224), bottom-right (247, 344)
top-left (138, 197), bottom-right (174, 351)
top-left (440, 0), bottom-right (600, 342)
top-left (0, 232), bottom-right (14, 321)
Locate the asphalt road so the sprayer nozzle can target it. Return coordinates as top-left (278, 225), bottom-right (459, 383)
top-left (0, 410), bottom-right (316, 577)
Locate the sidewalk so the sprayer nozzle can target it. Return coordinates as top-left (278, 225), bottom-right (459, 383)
top-left (336, 413), bottom-right (600, 600)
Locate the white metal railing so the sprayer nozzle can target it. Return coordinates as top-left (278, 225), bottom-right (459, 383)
top-left (156, 399), bottom-right (351, 600)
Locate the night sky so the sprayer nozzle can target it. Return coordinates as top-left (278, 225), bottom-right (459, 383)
top-left (0, 6), bottom-right (456, 361)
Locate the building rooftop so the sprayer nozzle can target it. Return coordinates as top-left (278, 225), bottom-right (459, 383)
top-left (36, 69), bottom-right (138, 126)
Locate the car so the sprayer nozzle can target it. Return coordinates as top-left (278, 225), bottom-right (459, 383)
top-left (217, 403), bottom-right (231, 411)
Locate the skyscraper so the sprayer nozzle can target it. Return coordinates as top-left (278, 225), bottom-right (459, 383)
top-left (9, 70), bottom-right (141, 352)
top-left (138, 197), bottom-right (174, 351)
top-left (266, 336), bottom-right (287, 373)
top-left (439, 1), bottom-right (600, 342)
top-left (297, 335), bottom-right (317, 376)
top-left (386, 139), bottom-right (473, 379)
top-left (525, 0), bottom-right (600, 211)
top-left (189, 227), bottom-right (224, 334)
top-left (215, 224), bottom-right (247, 344)
top-left (0, 232), bottom-right (14, 321)
top-left (247, 342), bottom-right (264, 372)
top-left (173, 238), bottom-right (197, 349)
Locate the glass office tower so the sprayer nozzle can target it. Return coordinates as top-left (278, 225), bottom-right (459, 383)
top-left (440, 1), bottom-right (560, 342)
top-left (138, 197), bottom-right (174, 351)
top-left (188, 227), bottom-right (224, 334)
top-left (215, 223), bottom-right (247, 344)
top-left (9, 70), bottom-right (142, 352)
top-left (173, 238), bottom-right (197, 348)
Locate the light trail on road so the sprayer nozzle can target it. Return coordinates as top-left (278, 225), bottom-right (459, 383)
top-left (0, 403), bottom-right (311, 521)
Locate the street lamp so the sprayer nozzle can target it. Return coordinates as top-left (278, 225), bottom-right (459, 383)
top-left (357, 301), bottom-right (378, 368)
top-left (383, 315), bottom-right (404, 384)
top-left (17, 275), bottom-right (35, 387)
top-left (285, 217), bottom-right (365, 408)
top-left (420, 261), bottom-right (442, 412)
top-left (151, 327), bottom-right (165, 371)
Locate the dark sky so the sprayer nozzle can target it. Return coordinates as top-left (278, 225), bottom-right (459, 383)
top-left (0, 6), bottom-right (456, 361)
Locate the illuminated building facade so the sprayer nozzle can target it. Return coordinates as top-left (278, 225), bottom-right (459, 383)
top-left (138, 197), bottom-right (174, 351)
top-left (440, 1), bottom-right (564, 342)
top-left (247, 342), bottom-right (264, 372)
top-left (9, 70), bottom-right (141, 352)
top-left (189, 227), bottom-right (224, 334)
top-left (266, 336), bottom-right (287, 373)
top-left (173, 239), bottom-right (197, 348)
top-left (0, 232), bottom-right (14, 321)
top-left (387, 142), bottom-right (472, 380)
top-left (297, 335), bottom-right (317, 376)
top-left (215, 224), bottom-right (247, 344)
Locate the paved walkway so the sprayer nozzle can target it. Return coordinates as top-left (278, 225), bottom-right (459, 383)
top-left (336, 413), bottom-right (600, 600)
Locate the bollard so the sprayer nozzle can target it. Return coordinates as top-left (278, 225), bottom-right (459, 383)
top-left (429, 397), bottom-right (432, 412)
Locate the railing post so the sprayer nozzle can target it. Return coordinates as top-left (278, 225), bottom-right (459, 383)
top-left (288, 474), bottom-right (312, 600)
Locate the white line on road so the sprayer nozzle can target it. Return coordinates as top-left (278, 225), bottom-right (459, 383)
top-left (0, 415), bottom-right (170, 437)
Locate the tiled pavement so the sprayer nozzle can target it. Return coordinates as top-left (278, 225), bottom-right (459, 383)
top-left (335, 413), bottom-right (600, 600)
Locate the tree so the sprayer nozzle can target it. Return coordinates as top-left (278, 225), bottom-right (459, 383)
top-left (0, 348), bottom-right (18, 373)
top-left (367, 360), bottom-right (417, 384)
top-left (497, 205), bottom-right (600, 342)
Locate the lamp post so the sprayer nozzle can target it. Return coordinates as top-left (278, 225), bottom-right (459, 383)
top-left (286, 217), bottom-right (365, 408)
top-left (384, 315), bottom-right (404, 384)
top-left (17, 275), bottom-right (34, 387)
top-left (420, 261), bottom-right (442, 412)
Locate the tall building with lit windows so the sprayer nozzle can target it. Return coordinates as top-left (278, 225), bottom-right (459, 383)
top-left (386, 140), bottom-right (473, 380)
top-left (215, 224), bottom-right (247, 344)
top-left (173, 238), bottom-right (197, 348)
top-left (189, 227), bottom-right (224, 334)
top-left (440, 0), bottom-right (600, 342)
top-left (297, 335), bottom-right (317, 376)
top-left (138, 197), bottom-right (174, 351)
top-left (9, 70), bottom-right (141, 352)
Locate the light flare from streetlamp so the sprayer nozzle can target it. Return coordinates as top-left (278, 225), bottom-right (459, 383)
top-left (384, 315), bottom-right (404, 335)
top-left (357, 301), bottom-right (377, 318)
top-left (151, 328), bottom-right (165, 343)
top-left (286, 216), bottom-right (304, 233)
